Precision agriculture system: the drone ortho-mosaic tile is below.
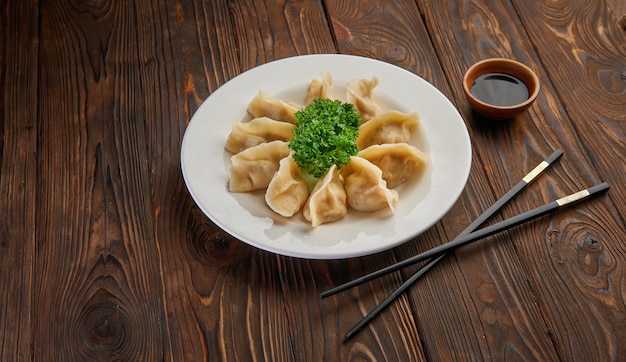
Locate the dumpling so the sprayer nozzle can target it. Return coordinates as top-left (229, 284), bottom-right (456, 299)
top-left (358, 143), bottom-right (430, 188)
top-left (303, 165), bottom-right (347, 227)
top-left (346, 77), bottom-right (382, 122)
top-left (356, 111), bottom-right (420, 150)
top-left (247, 90), bottom-right (303, 123)
top-left (229, 141), bottom-right (291, 192)
top-left (305, 72), bottom-right (334, 106)
top-left (265, 154), bottom-right (310, 217)
top-left (225, 117), bottom-right (295, 154)
top-left (341, 156), bottom-right (398, 212)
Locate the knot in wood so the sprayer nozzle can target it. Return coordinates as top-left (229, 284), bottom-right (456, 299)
top-left (85, 306), bottom-right (124, 347)
top-left (576, 233), bottom-right (608, 279)
top-left (198, 232), bottom-right (249, 268)
top-left (79, 289), bottom-right (128, 356)
top-left (385, 45), bottom-right (406, 61)
top-left (583, 235), bottom-right (601, 249)
top-left (188, 211), bottom-right (249, 268)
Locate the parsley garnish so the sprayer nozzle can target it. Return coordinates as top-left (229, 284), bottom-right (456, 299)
top-left (289, 99), bottom-right (361, 178)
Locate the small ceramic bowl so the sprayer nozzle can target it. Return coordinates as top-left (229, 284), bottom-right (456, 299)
top-left (462, 58), bottom-right (540, 120)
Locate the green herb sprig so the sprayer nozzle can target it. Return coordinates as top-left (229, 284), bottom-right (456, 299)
top-left (289, 99), bottom-right (361, 178)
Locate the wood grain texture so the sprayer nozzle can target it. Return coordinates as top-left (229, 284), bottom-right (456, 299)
top-left (2, 0), bottom-right (624, 360)
top-left (0, 1), bottom-right (38, 360)
top-left (326, 0), bottom-right (444, 86)
top-left (28, 0), bottom-right (166, 359)
top-left (606, 0), bottom-right (626, 28)
top-left (513, 0), bottom-right (626, 214)
top-left (229, 0), bottom-right (336, 70)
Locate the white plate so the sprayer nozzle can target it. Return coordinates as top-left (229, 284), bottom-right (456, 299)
top-left (181, 54), bottom-right (471, 259)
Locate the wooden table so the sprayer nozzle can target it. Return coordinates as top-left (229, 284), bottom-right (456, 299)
top-left (2, 0), bottom-right (625, 360)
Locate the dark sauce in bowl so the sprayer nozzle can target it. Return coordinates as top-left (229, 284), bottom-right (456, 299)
top-left (470, 72), bottom-right (529, 106)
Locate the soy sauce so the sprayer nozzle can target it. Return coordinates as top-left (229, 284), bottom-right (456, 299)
top-left (470, 72), bottom-right (529, 106)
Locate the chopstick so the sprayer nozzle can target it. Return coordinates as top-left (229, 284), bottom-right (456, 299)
top-left (339, 149), bottom-right (565, 340)
top-left (338, 181), bottom-right (609, 340)
top-left (321, 149), bottom-right (564, 300)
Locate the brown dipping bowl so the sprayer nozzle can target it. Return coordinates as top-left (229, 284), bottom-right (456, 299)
top-left (462, 58), bottom-right (540, 120)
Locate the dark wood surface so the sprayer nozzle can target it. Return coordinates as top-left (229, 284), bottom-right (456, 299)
top-left (2, 0), bottom-right (624, 360)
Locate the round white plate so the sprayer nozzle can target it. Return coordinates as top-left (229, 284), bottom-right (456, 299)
top-left (181, 54), bottom-right (471, 259)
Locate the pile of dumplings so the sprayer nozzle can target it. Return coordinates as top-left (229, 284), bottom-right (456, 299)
top-left (225, 72), bottom-right (430, 227)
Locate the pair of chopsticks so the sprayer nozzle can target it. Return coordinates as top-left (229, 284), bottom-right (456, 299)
top-left (320, 149), bottom-right (610, 340)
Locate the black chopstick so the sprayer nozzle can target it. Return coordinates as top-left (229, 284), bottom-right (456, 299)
top-left (341, 149), bottom-right (565, 339)
top-left (338, 181), bottom-right (609, 339)
top-left (321, 149), bottom-right (564, 300)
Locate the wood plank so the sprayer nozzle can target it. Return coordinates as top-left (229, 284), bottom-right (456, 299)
top-left (132, 0), bottom-right (241, 359)
top-left (0, 1), bottom-right (38, 359)
top-left (29, 1), bottom-right (168, 359)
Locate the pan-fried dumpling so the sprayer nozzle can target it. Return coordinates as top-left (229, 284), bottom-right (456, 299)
top-left (358, 143), bottom-right (430, 188)
top-left (305, 72), bottom-right (334, 106)
top-left (346, 77), bottom-right (382, 122)
top-left (356, 111), bottom-right (420, 150)
top-left (265, 154), bottom-right (309, 217)
top-left (247, 90), bottom-right (303, 123)
top-left (341, 156), bottom-right (398, 212)
top-left (303, 165), bottom-right (347, 227)
top-left (229, 141), bottom-right (291, 192)
top-left (225, 117), bottom-right (295, 154)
